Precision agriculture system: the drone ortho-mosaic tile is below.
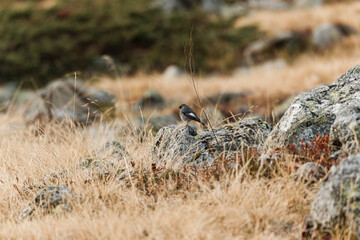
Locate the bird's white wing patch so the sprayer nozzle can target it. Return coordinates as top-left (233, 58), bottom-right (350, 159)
top-left (188, 113), bottom-right (197, 118)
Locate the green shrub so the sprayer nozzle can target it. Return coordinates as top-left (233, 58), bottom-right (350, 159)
top-left (0, 0), bottom-right (260, 86)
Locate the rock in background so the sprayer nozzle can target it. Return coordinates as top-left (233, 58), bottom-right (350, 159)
top-left (312, 23), bottom-right (357, 49)
top-left (24, 78), bottom-right (115, 127)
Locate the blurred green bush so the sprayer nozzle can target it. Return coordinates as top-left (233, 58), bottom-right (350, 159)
top-left (0, 0), bottom-right (260, 86)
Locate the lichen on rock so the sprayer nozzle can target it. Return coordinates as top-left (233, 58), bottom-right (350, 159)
top-left (264, 64), bottom-right (360, 156)
top-left (152, 116), bottom-right (272, 167)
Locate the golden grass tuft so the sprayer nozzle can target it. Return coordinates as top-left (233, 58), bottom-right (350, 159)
top-left (0, 119), bottom-right (317, 239)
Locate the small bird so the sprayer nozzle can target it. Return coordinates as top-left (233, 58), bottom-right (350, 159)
top-left (179, 104), bottom-right (205, 126)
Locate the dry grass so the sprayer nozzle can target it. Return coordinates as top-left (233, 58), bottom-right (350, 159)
top-left (0, 117), bottom-right (318, 240)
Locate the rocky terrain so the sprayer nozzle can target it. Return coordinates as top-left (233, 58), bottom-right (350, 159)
top-left (0, 62), bottom-right (359, 239)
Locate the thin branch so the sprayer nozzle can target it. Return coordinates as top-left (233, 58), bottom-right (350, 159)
top-left (184, 26), bottom-right (221, 151)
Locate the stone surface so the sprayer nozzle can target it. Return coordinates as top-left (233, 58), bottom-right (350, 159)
top-left (264, 64), bottom-right (360, 153)
top-left (312, 23), bottom-right (357, 49)
top-left (306, 153), bottom-right (360, 238)
top-left (199, 116), bottom-right (272, 154)
top-left (152, 124), bottom-right (210, 166)
top-left (330, 100), bottom-right (360, 155)
top-left (294, 162), bottom-right (326, 183)
top-left (152, 116), bottom-right (272, 166)
top-left (18, 186), bottom-right (82, 221)
top-left (24, 78), bottom-right (115, 126)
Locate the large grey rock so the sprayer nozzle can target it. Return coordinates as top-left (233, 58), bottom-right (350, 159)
top-left (265, 65), bottom-right (360, 153)
top-left (312, 23), bottom-right (356, 49)
top-left (152, 117), bottom-right (272, 166)
top-left (199, 116), bottom-right (272, 154)
top-left (24, 78), bottom-right (115, 126)
top-left (152, 124), bottom-right (210, 166)
top-left (306, 153), bottom-right (360, 238)
top-left (18, 186), bottom-right (83, 221)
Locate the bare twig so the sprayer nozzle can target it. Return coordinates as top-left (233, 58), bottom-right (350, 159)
top-left (184, 26), bottom-right (221, 151)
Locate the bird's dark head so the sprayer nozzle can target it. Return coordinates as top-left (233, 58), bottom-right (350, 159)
top-left (179, 104), bottom-right (186, 109)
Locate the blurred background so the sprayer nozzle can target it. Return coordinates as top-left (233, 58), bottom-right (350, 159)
top-left (0, 0), bottom-right (359, 129)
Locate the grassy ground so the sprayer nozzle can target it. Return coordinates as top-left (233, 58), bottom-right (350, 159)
top-left (0, 121), bottom-right (317, 239)
top-left (0, 1), bottom-right (359, 239)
